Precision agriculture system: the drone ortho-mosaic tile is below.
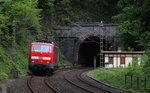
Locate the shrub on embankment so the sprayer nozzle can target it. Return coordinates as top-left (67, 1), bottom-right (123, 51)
top-left (58, 53), bottom-right (73, 67)
top-left (0, 45), bottom-right (29, 81)
top-left (90, 55), bottom-right (150, 92)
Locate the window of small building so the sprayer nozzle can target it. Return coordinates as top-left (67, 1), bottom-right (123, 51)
top-left (108, 57), bottom-right (113, 64)
top-left (132, 56), bottom-right (137, 61)
top-left (120, 57), bottom-right (125, 64)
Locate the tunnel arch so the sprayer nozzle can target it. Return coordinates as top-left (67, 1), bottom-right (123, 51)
top-left (78, 35), bottom-right (113, 67)
top-left (78, 36), bottom-right (100, 67)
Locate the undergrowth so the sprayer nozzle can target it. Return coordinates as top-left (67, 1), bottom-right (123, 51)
top-left (0, 45), bottom-right (29, 81)
top-left (58, 53), bottom-right (73, 66)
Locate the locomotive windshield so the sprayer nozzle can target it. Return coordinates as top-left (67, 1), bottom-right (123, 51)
top-left (32, 45), bottom-right (51, 52)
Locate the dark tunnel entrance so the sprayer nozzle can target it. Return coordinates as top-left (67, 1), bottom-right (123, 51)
top-left (78, 36), bottom-right (101, 67)
top-left (78, 36), bottom-right (119, 67)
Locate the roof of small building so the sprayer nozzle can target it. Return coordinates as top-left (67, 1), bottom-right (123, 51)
top-left (101, 51), bottom-right (145, 54)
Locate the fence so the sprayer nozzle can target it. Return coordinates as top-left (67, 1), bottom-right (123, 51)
top-left (125, 75), bottom-right (150, 92)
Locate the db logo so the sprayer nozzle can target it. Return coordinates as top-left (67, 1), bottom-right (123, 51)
top-left (39, 57), bottom-right (42, 59)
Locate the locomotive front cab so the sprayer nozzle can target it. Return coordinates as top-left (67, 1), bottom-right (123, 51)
top-left (29, 42), bottom-right (56, 72)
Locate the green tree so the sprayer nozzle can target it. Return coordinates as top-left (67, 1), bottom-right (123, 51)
top-left (0, 5), bottom-right (11, 46)
top-left (113, 0), bottom-right (150, 50)
top-left (0, 0), bottom-right (41, 46)
top-left (38, 0), bottom-right (72, 26)
top-left (71, 0), bottom-right (118, 23)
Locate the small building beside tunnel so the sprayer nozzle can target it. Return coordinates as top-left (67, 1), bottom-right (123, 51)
top-left (102, 51), bottom-right (145, 68)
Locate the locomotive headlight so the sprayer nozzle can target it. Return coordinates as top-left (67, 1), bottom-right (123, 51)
top-left (31, 56), bottom-right (39, 59)
top-left (43, 57), bottom-right (51, 60)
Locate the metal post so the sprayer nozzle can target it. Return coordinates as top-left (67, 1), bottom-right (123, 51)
top-left (12, 20), bottom-right (16, 62)
top-left (12, 20), bottom-right (18, 78)
top-left (144, 77), bottom-right (147, 90)
top-left (125, 75), bottom-right (127, 87)
top-left (105, 36), bottom-right (107, 51)
top-left (94, 56), bottom-right (96, 69)
top-left (137, 77), bottom-right (139, 89)
top-left (99, 21), bottom-right (104, 68)
top-left (131, 75), bottom-right (133, 88)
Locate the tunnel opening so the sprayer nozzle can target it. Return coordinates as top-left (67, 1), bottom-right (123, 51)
top-left (78, 36), bottom-right (101, 67)
top-left (78, 36), bottom-right (118, 67)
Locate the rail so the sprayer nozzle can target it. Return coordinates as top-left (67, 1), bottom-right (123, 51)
top-left (44, 77), bottom-right (62, 93)
top-left (64, 70), bottom-right (94, 93)
top-left (27, 76), bottom-right (36, 93)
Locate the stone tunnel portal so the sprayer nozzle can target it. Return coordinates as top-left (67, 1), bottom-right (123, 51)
top-left (78, 36), bottom-right (101, 67)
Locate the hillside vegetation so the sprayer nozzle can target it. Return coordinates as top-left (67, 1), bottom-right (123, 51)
top-left (0, 0), bottom-right (41, 80)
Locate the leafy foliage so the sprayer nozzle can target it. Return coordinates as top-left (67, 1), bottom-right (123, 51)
top-left (4, 0), bottom-right (41, 27)
top-left (0, 0), bottom-right (41, 46)
top-left (0, 5), bottom-right (11, 46)
top-left (113, 0), bottom-right (150, 50)
top-left (126, 59), bottom-right (144, 76)
top-left (142, 55), bottom-right (150, 76)
top-left (59, 53), bottom-right (72, 66)
top-left (39, 0), bottom-right (118, 28)
top-left (0, 72), bottom-right (8, 81)
top-left (0, 44), bottom-right (29, 81)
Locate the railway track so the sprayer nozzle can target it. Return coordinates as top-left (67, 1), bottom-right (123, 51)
top-left (44, 76), bottom-right (62, 93)
top-left (45, 69), bottom-right (89, 93)
top-left (27, 76), bottom-right (61, 93)
top-left (64, 70), bottom-right (93, 93)
top-left (27, 76), bottom-right (36, 93)
top-left (76, 70), bottom-right (112, 93)
top-left (64, 69), bottom-right (111, 93)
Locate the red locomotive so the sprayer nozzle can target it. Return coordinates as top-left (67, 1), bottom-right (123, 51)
top-left (28, 40), bottom-right (59, 74)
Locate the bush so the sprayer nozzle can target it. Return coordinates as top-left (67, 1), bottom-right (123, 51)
top-left (142, 55), bottom-right (150, 76)
top-left (126, 88), bottom-right (134, 93)
top-left (0, 72), bottom-right (8, 81)
top-left (126, 59), bottom-right (144, 76)
top-left (0, 43), bottom-right (29, 81)
top-left (58, 53), bottom-right (72, 66)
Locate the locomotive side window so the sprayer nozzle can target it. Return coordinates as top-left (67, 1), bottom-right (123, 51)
top-left (32, 45), bottom-right (51, 52)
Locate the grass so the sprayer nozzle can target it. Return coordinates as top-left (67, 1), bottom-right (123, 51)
top-left (90, 68), bottom-right (127, 88)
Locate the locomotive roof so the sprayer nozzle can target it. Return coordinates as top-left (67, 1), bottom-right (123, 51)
top-left (101, 51), bottom-right (145, 54)
top-left (31, 42), bottom-right (54, 46)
